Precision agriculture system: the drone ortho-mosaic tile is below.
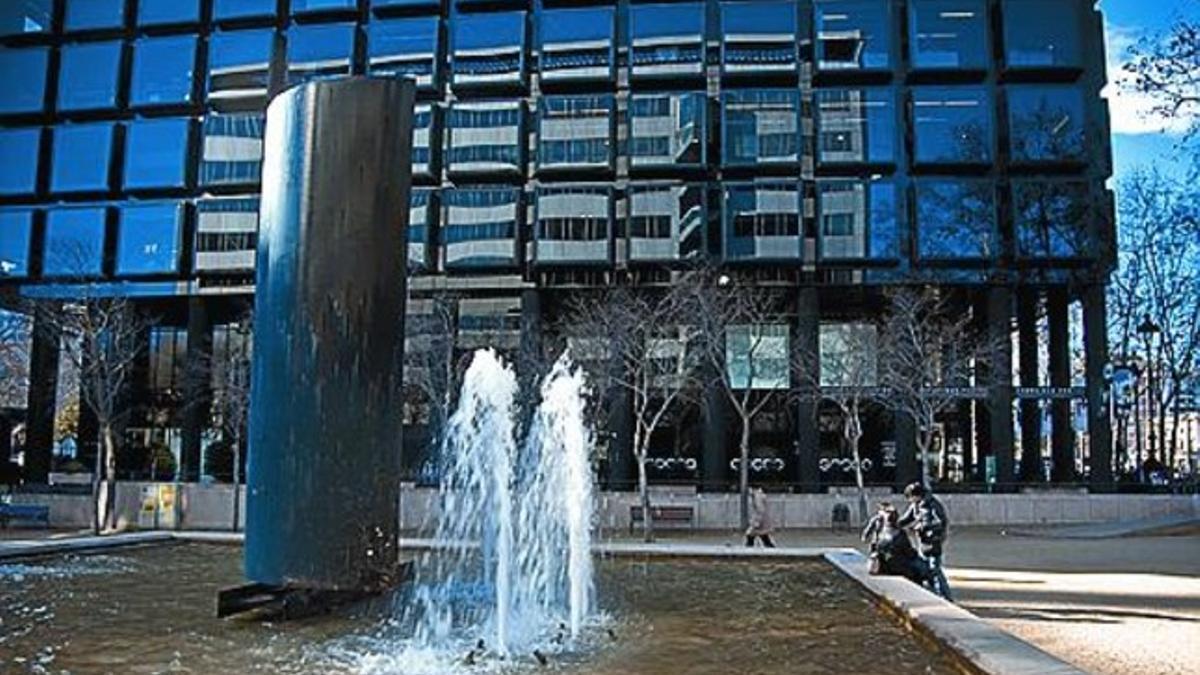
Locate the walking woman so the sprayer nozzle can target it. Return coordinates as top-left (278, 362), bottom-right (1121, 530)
top-left (745, 487), bottom-right (776, 548)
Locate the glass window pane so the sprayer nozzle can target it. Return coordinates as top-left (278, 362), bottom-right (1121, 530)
top-left (412, 105), bottom-right (433, 175)
top-left (1007, 86), bottom-right (1086, 163)
top-left (368, 16), bottom-right (439, 88)
top-left (539, 95), bottom-right (612, 169)
top-left (818, 179), bottom-right (898, 261)
top-left (1003, 0), bottom-right (1081, 68)
top-left (208, 29), bottom-right (274, 110)
top-left (726, 324), bottom-right (790, 390)
top-left (629, 92), bottom-right (705, 167)
top-left (0, 1), bottom-right (53, 36)
top-left (293, 0), bottom-right (356, 12)
top-left (0, 209), bottom-right (34, 278)
top-left (446, 101), bottom-right (522, 174)
top-left (1014, 181), bottom-right (1092, 259)
top-left (816, 88), bottom-right (895, 165)
top-left (0, 129), bottom-right (40, 196)
top-left (200, 113), bottom-right (265, 186)
top-left (721, 0), bottom-right (797, 73)
top-left (138, 0), bottom-right (200, 25)
top-left (630, 2), bottom-right (705, 78)
top-left (288, 23), bottom-right (355, 84)
top-left (373, 0), bottom-right (439, 7)
top-left (912, 86), bottom-right (992, 164)
top-left (408, 188), bottom-right (431, 272)
top-left (453, 11), bottom-right (525, 87)
top-left (908, 0), bottom-right (988, 70)
top-left (916, 180), bottom-right (995, 260)
top-left (117, 203), bottom-right (182, 275)
top-left (64, 0), bottom-right (124, 31)
top-left (124, 118), bottom-right (190, 190)
top-left (131, 35), bottom-right (197, 107)
top-left (213, 0), bottom-right (276, 21)
top-left (58, 41), bottom-right (122, 112)
top-left (51, 123), bottom-right (113, 193)
top-left (535, 186), bottom-right (610, 266)
top-left (442, 187), bottom-right (520, 270)
top-left (0, 47), bottom-right (49, 114)
top-left (195, 197), bottom-right (259, 273)
top-left (724, 182), bottom-right (801, 261)
top-left (815, 0), bottom-right (892, 71)
top-left (722, 90), bottom-right (798, 165)
top-left (44, 207), bottom-right (106, 277)
top-left (628, 184), bottom-right (705, 262)
top-left (819, 323), bottom-right (877, 387)
top-left (541, 7), bottom-right (614, 81)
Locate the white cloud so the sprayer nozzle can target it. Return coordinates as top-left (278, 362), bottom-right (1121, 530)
top-left (1102, 23), bottom-right (1193, 135)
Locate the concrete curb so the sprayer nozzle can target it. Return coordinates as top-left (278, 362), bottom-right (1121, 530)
top-left (1006, 514), bottom-right (1198, 539)
top-left (824, 549), bottom-right (1087, 675)
top-left (2, 533), bottom-right (1088, 675)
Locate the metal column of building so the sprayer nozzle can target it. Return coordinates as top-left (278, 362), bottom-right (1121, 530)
top-left (605, 385), bottom-right (634, 489)
top-left (1047, 288), bottom-right (1075, 482)
top-left (23, 307), bottom-right (60, 483)
top-left (1083, 284), bottom-right (1113, 488)
top-left (179, 296), bottom-right (212, 482)
top-left (1017, 289), bottom-right (1042, 482)
top-left (245, 78), bottom-right (414, 591)
top-left (702, 370), bottom-right (730, 491)
top-left (792, 286), bottom-right (820, 492)
top-left (988, 286), bottom-right (1016, 488)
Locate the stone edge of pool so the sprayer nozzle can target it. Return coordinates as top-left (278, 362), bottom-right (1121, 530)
top-left (2, 533), bottom-right (1086, 675)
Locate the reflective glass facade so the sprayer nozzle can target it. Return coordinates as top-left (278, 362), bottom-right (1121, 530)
top-left (0, 0), bottom-right (1112, 289)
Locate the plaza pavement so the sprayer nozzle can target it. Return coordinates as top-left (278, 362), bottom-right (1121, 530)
top-left (601, 525), bottom-right (1200, 675)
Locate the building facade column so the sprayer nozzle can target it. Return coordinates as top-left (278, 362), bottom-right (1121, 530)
top-left (24, 307), bottom-right (60, 483)
top-left (702, 372), bottom-right (730, 491)
top-left (179, 297), bottom-right (212, 482)
top-left (988, 286), bottom-right (1016, 489)
top-left (605, 385), bottom-right (634, 489)
top-left (972, 295), bottom-right (992, 484)
top-left (1017, 288), bottom-right (1042, 482)
top-left (792, 286), bottom-right (820, 492)
top-left (1083, 284), bottom-right (1113, 488)
top-left (1047, 288), bottom-right (1075, 482)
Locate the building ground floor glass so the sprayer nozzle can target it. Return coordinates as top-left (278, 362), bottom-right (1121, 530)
top-left (2, 277), bottom-right (1115, 493)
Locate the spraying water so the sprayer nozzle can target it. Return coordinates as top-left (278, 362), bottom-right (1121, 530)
top-left (375, 348), bottom-right (595, 669)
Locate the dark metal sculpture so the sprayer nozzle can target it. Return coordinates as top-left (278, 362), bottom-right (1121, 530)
top-left (245, 78), bottom-right (413, 592)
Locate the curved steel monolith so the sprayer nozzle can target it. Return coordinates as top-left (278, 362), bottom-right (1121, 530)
top-left (246, 78), bottom-right (413, 591)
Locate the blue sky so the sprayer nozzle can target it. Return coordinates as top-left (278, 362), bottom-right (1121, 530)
top-left (1100, 0), bottom-right (1198, 180)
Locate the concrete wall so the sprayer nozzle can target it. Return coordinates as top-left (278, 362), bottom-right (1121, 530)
top-left (12, 483), bottom-right (1199, 532)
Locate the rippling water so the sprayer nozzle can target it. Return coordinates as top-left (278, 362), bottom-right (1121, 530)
top-left (0, 544), bottom-right (958, 674)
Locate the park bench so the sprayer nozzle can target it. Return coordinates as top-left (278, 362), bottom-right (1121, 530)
top-left (629, 505), bottom-right (695, 533)
top-left (0, 503), bottom-right (51, 529)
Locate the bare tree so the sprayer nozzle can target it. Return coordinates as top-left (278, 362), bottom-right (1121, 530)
top-left (877, 287), bottom-right (995, 489)
top-left (1124, 10), bottom-right (1200, 158)
top-left (33, 294), bottom-right (150, 533)
top-left (403, 291), bottom-right (461, 471)
top-left (193, 313), bottom-right (252, 531)
top-left (688, 273), bottom-right (789, 531)
top-left (562, 280), bottom-right (701, 542)
top-left (1108, 170), bottom-right (1200, 471)
top-left (0, 309), bottom-right (31, 410)
top-left (796, 321), bottom-right (880, 524)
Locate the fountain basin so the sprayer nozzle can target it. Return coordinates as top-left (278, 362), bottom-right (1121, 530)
top-left (2, 541), bottom-right (965, 674)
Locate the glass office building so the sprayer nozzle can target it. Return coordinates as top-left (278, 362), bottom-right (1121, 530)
top-left (0, 0), bottom-right (1114, 491)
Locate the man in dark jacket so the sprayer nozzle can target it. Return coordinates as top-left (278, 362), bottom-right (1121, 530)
top-left (897, 482), bottom-right (952, 600)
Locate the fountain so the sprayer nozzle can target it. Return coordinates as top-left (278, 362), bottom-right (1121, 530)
top-left (367, 348), bottom-right (596, 669)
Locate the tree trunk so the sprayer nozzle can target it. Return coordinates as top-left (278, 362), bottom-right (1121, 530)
top-left (849, 431), bottom-right (867, 525)
top-left (232, 432), bottom-right (241, 533)
top-left (633, 423), bottom-right (653, 542)
top-left (100, 425), bottom-right (116, 530)
top-left (738, 421), bottom-right (751, 532)
top-left (91, 435), bottom-right (104, 535)
top-left (917, 428), bottom-right (932, 489)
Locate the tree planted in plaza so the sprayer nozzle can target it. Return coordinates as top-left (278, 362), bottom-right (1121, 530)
top-left (32, 292), bottom-right (150, 533)
top-left (562, 280), bottom-right (701, 542)
top-left (688, 272), bottom-right (789, 532)
top-left (1108, 170), bottom-right (1200, 472)
top-left (193, 312), bottom-right (252, 531)
top-left (877, 287), bottom-right (996, 488)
